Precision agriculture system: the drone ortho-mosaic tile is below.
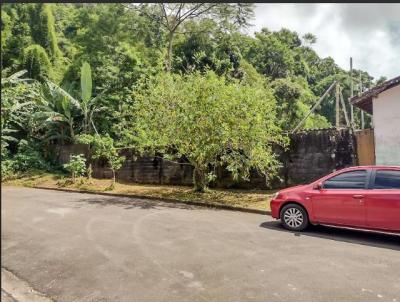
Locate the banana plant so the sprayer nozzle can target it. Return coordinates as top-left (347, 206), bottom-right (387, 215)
top-left (46, 62), bottom-right (106, 134)
top-left (2, 70), bottom-right (30, 85)
top-left (1, 70), bottom-right (38, 144)
top-left (34, 82), bottom-right (77, 144)
top-left (1, 122), bottom-right (19, 152)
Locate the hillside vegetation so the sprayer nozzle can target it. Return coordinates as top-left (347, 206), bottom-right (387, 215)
top-left (1, 4), bottom-right (381, 190)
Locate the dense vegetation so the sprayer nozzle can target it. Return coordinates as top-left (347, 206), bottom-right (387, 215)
top-left (1, 4), bottom-right (381, 190)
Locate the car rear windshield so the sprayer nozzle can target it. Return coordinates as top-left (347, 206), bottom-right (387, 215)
top-left (374, 170), bottom-right (400, 189)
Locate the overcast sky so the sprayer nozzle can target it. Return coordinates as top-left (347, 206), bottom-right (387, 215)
top-left (251, 3), bottom-right (400, 80)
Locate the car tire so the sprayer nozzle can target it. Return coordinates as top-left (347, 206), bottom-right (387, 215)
top-left (280, 204), bottom-right (309, 231)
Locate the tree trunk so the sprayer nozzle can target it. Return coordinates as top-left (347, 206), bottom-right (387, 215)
top-left (60, 125), bottom-right (65, 145)
top-left (87, 163), bottom-right (92, 180)
top-left (112, 169), bottom-right (116, 185)
top-left (165, 31), bottom-right (174, 72)
top-left (69, 121), bottom-right (75, 143)
top-left (193, 167), bottom-right (207, 193)
top-left (83, 111), bottom-right (88, 134)
top-left (72, 171), bottom-right (75, 183)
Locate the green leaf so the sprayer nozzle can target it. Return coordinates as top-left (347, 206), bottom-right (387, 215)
top-left (2, 70), bottom-right (28, 85)
top-left (46, 81), bottom-right (81, 109)
top-left (81, 62), bottom-right (92, 103)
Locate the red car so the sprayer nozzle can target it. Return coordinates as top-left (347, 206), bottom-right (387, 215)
top-left (270, 166), bottom-right (400, 233)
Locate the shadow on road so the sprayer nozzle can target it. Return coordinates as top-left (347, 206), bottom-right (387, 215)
top-left (70, 195), bottom-right (211, 211)
top-left (260, 220), bottom-right (400, 251)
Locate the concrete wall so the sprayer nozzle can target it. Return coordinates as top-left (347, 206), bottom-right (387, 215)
top-left (283, 128), bottom-right (356, 186)
top-left (54, 129), bottom-right (357, 189)
top-left (373, 85), bottom-right (400, 165)
top-left (54, 144), bottom-right (89, 165)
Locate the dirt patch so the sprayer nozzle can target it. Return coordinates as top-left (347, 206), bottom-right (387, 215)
top-left (4, 173), bottom-right (274, 211)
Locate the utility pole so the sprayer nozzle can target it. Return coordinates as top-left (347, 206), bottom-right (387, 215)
top-left (335, 82), bottom-right (340, 128)
top-left (359, 73), bottom-right (365, 129)
top-left (292, 81), bottom-right (336, 133)
top-left (339, 87), bottom-right (350, 127)
top-left (350, 57), bottom-right (354, 128)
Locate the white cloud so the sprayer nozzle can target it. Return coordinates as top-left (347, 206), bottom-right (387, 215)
top-left (252, 3), bottom-right (400, 79)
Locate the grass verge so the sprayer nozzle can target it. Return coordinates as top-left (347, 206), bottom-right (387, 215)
top-left (3, 171), bottom-right (275, 211)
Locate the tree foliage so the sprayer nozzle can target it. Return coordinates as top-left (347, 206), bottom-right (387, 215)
top-left (128, 71), bottom-right (285, 191)
top-left (77, 134), bottom-right (125, 186)
top-left (22, 44), bottom-right (52, 80)
top-left (30, 4), bottom-right (61, 59)
top-left (63, 154), bottom-right (86, 182)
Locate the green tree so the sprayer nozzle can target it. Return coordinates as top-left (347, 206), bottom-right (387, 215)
top-left (302, 33), bottom-right (317, 46)
top-left (173, 19), bottom-right (245, 78)
top-left (128, 71), bottom-right (285, 192)
top-left (1, 10), bottom-right (12, 53)
top-left (22, 44), bottom-right (52, 80)
top-left (30, 4), bottom-right (61, 59)
top-left (1, 4), bottom-right (34, 70)
top-left (271, 77), bottom-right (330, 131)
top-left (132, 3), bottom-right (254, 71)
top-left (273, 28), bottom-right (301, 49)
top-left (246, 29), bottom-right (295, 79)
top-left (375, 76), bottom-right (387, 85)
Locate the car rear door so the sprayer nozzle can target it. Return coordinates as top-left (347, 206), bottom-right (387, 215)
top-left (311, 169), bottom-right (370, 227)
top-left (365, 169), bottom-right (400, 231)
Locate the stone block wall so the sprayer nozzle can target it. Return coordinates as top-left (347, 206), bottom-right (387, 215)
top-left (54, 144), bottom-right (89, 165)
top-left (54, 128), bottom-right (357, 189)
top-left (284, 128), bottom-right (356, 186)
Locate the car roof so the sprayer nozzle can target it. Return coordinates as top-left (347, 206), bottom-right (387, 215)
top-left (341, 165), bottom-right (400, 170)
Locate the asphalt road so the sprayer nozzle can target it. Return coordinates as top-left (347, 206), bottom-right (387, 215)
top-left (2, 186), bottom-right (400, 302)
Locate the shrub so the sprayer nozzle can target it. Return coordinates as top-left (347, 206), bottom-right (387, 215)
top-left (11, 140), bottom-right (49, 172)
top-left (77, 134), bottom-right (125, 186)
top-left (1, 139), bottom-right (52, 181)
top-left (12, 150), bottom-right (49, 172)
top-left (1, 159), bottom-right (15, 181)
top-left (63, 154), bottom-right (86, 183)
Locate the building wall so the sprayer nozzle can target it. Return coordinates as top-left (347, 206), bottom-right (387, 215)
top-left (373, 85), bottom-right (400, 165)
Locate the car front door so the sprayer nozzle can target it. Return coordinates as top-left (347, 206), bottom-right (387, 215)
top-left (311, 169), bottom-right (370, 227)
top-left (365, 169), bottom-right (400, 231)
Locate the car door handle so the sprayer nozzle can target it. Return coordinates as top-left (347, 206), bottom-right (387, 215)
top-left (353, 195), bottom-right (364, 199)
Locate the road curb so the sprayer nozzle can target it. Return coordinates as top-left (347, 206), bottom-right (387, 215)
top-left (31, 186), bottom-right (271, 215)
top-left (1, 267), bottom-right (54, 302)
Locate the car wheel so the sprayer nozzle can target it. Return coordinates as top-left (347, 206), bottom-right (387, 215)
top-left (280, 204), bottom-right (309, 231)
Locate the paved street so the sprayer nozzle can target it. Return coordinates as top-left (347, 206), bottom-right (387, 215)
top-left (2, 186), bottom-right (400, 302)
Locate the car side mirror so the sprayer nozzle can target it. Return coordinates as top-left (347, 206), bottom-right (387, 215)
top-left (313, 182), bottom-right (323, 190)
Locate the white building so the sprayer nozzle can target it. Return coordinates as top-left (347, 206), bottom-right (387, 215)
top-left (351, 76), bottom-right (400, 165)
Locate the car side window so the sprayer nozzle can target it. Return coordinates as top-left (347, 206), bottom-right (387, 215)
top-left (323, 170), bottom-right (367, 189)
top-left (374, 170), bottom-right (400, 189)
